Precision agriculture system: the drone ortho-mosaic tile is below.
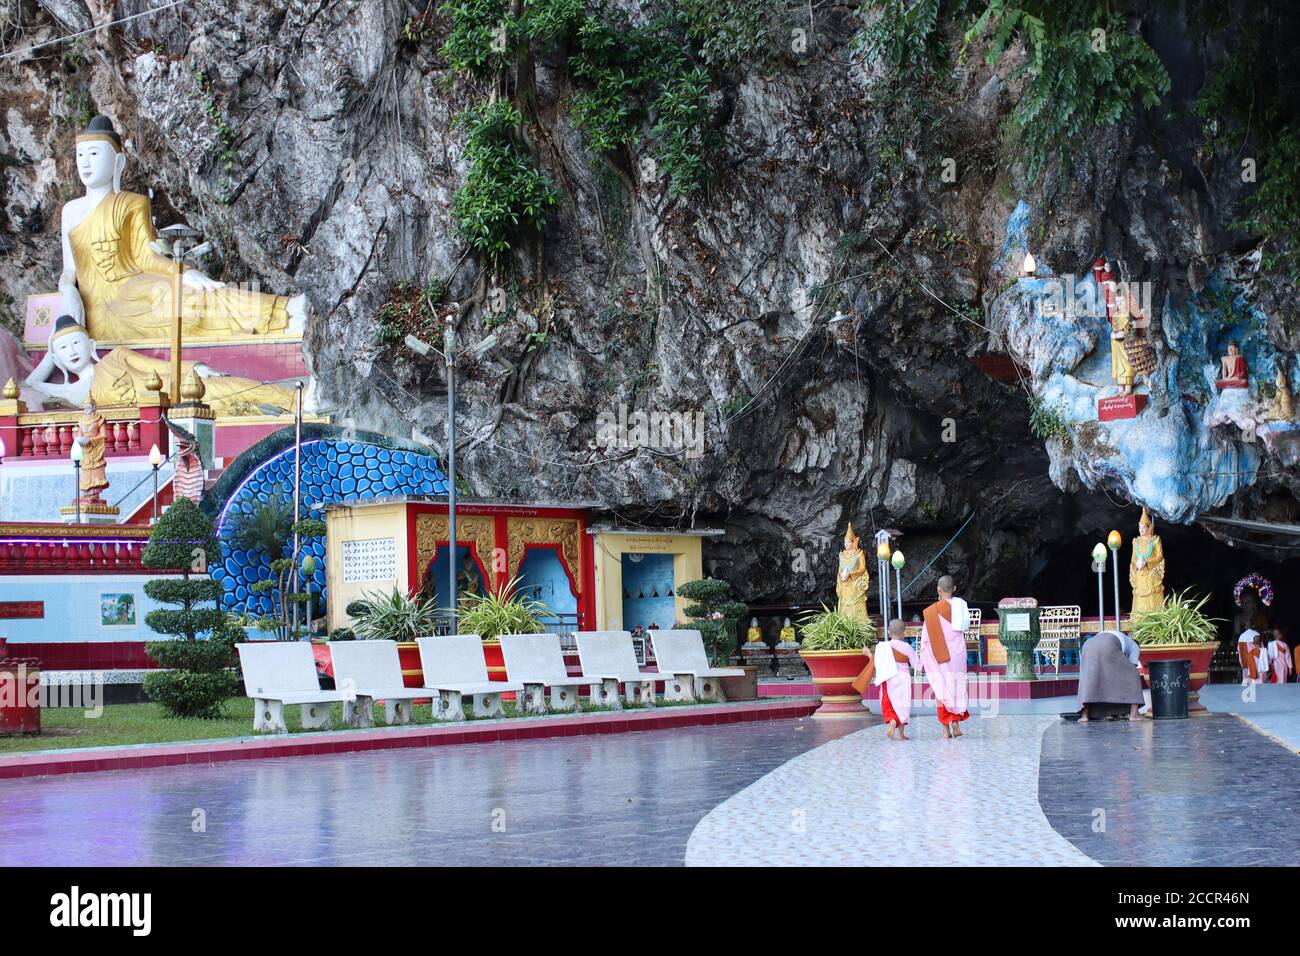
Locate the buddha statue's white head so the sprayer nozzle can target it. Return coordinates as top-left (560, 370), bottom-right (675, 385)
top-left (75, 115), bottom-right (125, 194)
top-left (49, 315), bottom-right (98, 377)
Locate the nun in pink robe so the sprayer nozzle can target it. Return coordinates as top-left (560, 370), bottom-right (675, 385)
top-left (920, 577), bottom-right (970, 733)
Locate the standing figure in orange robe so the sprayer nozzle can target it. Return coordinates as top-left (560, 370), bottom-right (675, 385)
top-left (1268, 628), bottom-right (1291, 684)
top-left (920, 574), bottom-right (970, 737)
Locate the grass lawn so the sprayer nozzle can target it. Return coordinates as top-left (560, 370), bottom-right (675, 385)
top-left (0, 694), bottom-right (703, 756)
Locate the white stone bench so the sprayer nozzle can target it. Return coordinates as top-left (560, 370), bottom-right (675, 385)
top-left (575, 630), bottom-right (674, 708)
top-left (649, 629), bottom-right (744, 703)
top-left (237, 642), bottom-right (355, 734)
top-left (499, 633), bottom-right (601, 713)
top-left (329, 640), bottom-right (440, 727)
top-left (416, 634), bottom-right (525, 720)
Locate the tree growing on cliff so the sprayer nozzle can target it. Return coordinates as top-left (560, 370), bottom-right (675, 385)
top-left (141, 498), bottom-right (239, 718)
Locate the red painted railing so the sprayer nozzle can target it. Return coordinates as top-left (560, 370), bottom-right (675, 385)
top-left (0, 404), bottom-right (167, 463)
top-left (0, 519), bottom-right (186, 574)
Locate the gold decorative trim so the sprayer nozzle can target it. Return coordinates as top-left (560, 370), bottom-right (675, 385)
top-left (0, 522), bottom-right (149, 539)
top-left (19, 407), bottom-right (142, 425)
top-left (414, 513), bottom-right (496, 586)
top-left (506, 516), bottom-right (582, 595)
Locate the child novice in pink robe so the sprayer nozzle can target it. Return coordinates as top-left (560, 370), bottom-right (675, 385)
top-left (855, 620), bottom-right (919, 740)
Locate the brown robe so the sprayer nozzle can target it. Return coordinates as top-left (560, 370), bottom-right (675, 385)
top-left (1239, 642), bottom-right (1258, 680)
top-left (923, 599), bottom-right (952, 664)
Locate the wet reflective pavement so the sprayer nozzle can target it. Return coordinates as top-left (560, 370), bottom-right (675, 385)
top-left (0, 718), bottom-right (857, 866)
top-left (1038, 714), bottom-right (1300, 866)
top-left (1, 705), bottom-right (1295, 866)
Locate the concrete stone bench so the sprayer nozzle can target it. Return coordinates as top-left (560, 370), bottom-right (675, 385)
top-left (499, 633), bottom-right (601, 713)
top-left (237, 642), bottom-right (355, 733)
top-left (329, 640), bottom-right (441, 727)
top-left (575, 630), bottom-right (674, 709)
top-left (416, 634), bottom-right (524, 720)
top-left (649, 629), bottom-right (744, 703)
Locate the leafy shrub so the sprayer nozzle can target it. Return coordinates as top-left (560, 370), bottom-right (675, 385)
top-left (1028, 395), bottom-right (1071, 443)
top-left (142, 669), bottom-right (241, 720)
top-left (854, 1), bottom-right (1171, 182)
top-left (677, 577), bottom-right (746, 666)
top-left (456, 574), bottom-right (549, 640)
top-left (142, 500), bottom-right (239, 717)
top-left (353, 586), bottom-right (441, 641)
top-left (798, 605), bottom-right (877, 651)
top-left (1131, 590), bottom-right (1223, 646)
top-left (451, 100), bottom-right (559, 257)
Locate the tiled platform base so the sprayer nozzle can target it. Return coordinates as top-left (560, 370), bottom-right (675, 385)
top-left (0, 698), bottom-right (817, 780)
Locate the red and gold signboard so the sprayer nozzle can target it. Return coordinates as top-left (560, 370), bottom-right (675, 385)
top-left (0, 602), bottom-right (44, 619)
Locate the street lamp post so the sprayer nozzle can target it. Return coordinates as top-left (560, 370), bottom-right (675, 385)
top-left (874, 531), bottom-right (891, 631)
top-left (1107, 530), bottom-right (1123, 633)
top-left (445, 318), bottom-right (458, 633)
top-left (891, 550), bottom-right (905, 622)
top-left (290, 381), bottom-right (304, 635)
top-left (149, 443), bottom-right (163, 523)
top-left (1091, 542), bottom-right (1107, 627)
top-left (69, 440), bottom-right (83, 525)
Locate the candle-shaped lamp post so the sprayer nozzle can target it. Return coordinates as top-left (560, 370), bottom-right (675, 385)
top-left (1091, 542), bottom-right (1107, 628)
top-left (1107, 530), bottom-right (1123, 632)
top-left (69, 440), bottom-right (83, 525)
top-left (149, 443), bottom-right (164, 523)
top-left (875, 532), bottom-right (892, 632)
top-left (891, 550), bottom-right (905, 622)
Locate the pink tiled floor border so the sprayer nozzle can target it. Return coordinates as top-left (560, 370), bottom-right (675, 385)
top-left (0, 698), bottom-right (818, 780)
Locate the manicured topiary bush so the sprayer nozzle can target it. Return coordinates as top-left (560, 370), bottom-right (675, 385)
top-left (677, 578), bottom-right (747, 666)
top-left (141, 498), bottom-right (239, 718)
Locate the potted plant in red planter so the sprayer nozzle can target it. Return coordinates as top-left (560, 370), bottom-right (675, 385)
top-left (456, 576), bottom-right (550, 693)
top-left (1131, 590), bottom-right (1223, 714)
top-left (351, 587), bottom-right (440, 687)
top-left (798, 606), bottom-right (877, 718)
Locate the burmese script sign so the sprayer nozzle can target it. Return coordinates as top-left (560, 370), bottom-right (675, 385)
top-left (0, 602), bottom-right (44, 619)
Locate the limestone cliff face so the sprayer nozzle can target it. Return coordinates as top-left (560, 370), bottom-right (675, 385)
top-left (1, 0), bottom-right (1294, 604)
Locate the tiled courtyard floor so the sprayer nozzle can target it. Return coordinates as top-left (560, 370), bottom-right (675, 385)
top-left (0, 717), bottom-right (858, 866)
top-left (687, 714), bottom-right (1097, 866)
top-left (1, 699), bottom-right (1295, 866)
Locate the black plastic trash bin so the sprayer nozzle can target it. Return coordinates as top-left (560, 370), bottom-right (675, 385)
top-left (1149, 658), bottom-right (1190, 720)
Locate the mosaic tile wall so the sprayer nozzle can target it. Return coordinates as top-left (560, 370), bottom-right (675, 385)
top-left (212, 439), bottom-right (447, 615)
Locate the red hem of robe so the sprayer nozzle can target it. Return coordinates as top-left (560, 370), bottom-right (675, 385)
top-left (937, 703), bottom-right (969, 725)
top-left (881, 683), bottom-right (906, 726)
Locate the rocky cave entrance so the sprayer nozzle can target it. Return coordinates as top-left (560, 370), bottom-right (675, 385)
top-left (1028, 520), bottom-right (1299, 643)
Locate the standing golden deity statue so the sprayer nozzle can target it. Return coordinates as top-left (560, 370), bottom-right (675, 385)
top-left (835, 522), bottom-right (870, 623)
top-left (1129, 507), bottom-right (1166, 616)
top-left (75, 399), bottom-right (109, 505)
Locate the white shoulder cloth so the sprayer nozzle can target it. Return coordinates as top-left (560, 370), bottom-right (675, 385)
top-left (949, 596), bottom-right (970, 632)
